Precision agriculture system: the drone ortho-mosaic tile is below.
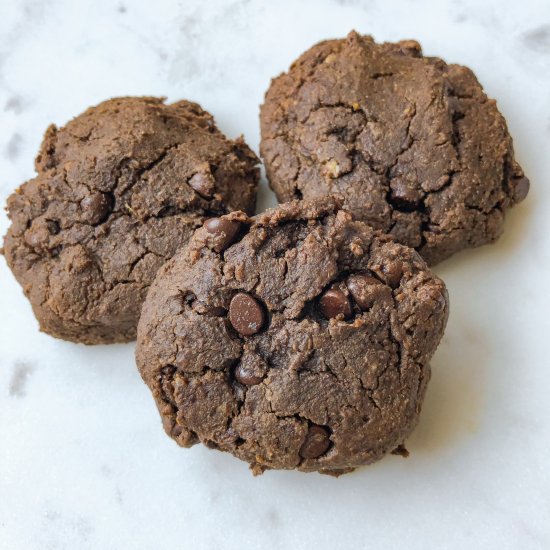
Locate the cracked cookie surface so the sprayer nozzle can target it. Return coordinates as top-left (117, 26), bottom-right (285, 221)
top-left (136, 197), bottom-right (449, 475)
top-left (260, 32), bottom-right (529, 265)
top-left (3, 97), bottom-right (259, 344)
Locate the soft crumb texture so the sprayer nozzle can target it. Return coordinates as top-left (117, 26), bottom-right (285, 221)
top-left (260, 32), bottom-right (529, 265)
top-left (136, 197), bottom-right (449, 475)
top-left (3, 97), bottom-right (259, 344)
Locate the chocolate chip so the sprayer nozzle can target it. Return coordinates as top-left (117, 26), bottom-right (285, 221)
top-left (234, 363), bottom-right (264, 386)
top-left (347, 274), bottom-right (390, 310)
top-left (229, 293), bottom-right (265, 336)
top-left (319, 288), bottom-right (352, 320)
top-left (390, 181), bottom-right (420, 211)
top-left (47, 220), bottom-right (60, 235)
top-left (235, 351), bottom-right (268, 385)
top-left (204, 218), bottom-right (241, 252)
top-left (511, 176), bottom-right (530, 203)
top-left (81, 192), bottom-right (113, 225)
top-left (189, 170), bottom-right (215, 198)
top-left (299, 425), bottom-right (331, 459)
top-left (377, 260), bottom-right (403, 288)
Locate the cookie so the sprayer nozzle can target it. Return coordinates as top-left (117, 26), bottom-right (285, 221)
top-left (3, 97), bottom-right (259, 344)
top-left (260, 32), bottom-right (529, 265)
top-left (136, 197), bottom-right (449, 475)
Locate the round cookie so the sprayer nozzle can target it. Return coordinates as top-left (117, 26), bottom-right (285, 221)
top-left (3, 97), bottom-right (259, 344)
top-left (136, 197), bottom-right (449, 475)
top-left (260, 32), bottom-right (529, 265)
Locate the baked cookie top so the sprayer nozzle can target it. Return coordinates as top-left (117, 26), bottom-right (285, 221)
top-left (260, 32), bottom-right (529, 265)
top-left (136, 197), bottom-right (449, 475)
top-left (3, 97), bottom-right (259, 344)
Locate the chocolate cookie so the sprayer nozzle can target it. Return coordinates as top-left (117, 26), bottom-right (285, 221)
top-left (3, 97), bottom-right (259, 344)
top-left (136, 197), bottom-right (449, 475)
top-left (260, 32), bottom-right (529, 265)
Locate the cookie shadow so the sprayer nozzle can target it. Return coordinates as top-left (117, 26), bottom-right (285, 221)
top-left (406, 330), bottom-right (487, 455)
top-left (408, 200), bottom-right (533, 454)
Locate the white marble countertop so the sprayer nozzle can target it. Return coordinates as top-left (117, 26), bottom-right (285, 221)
top-left (1, 0), bottom-right (549, 548)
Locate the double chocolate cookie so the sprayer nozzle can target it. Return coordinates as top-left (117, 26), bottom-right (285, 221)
top-left (3, 97), bottom-right (259, 344)
top-left (260, 32), bottom-right (529, 264)
top-left (136, 197), bottom-right (449, 475)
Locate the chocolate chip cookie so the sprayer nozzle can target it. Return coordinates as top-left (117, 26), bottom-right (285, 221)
top-left (260, 32), bottom-right (529, 264)
top-left (136, 197), bottom-right (449, 475)
top-left (3, 97), bottom-right (259, 344)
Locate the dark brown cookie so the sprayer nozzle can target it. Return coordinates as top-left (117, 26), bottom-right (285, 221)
top-left (136, 197), bottom-right (449, 475)
top-left (260, 32), bottom-right (529, 265)
top-left (3, 97), bottom-right (259, 344)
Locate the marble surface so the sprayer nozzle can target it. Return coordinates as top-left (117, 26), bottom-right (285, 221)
top-left (1, 0), bottom-right (549, 548)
